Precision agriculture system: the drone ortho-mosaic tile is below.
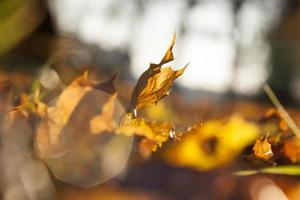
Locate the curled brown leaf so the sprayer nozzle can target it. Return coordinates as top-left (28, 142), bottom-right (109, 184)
top-left (130, 33), bottom-right (187, 113)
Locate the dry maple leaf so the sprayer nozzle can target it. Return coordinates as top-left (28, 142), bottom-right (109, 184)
top-left (118, 113), bottom-right (172, 141)
top-left (163, 115), bottom-right (260, 170)
top-left (252, 134), bottom-right (274, 160)
top-left (35, 71), bottom-right (120, 158)
top-left (35, 72), bottom-right (132, 187)
top-left (130, 33), bottom-right (187, 113)
top-left (117, 113), bottom-right (174, 157)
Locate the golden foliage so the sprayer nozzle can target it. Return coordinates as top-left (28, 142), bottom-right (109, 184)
top-left (252, 134), bottom-right (273, 160)
top-left (130, 33), bottom-right (187, 112)
top-left (89, 93), bottom-right (118, 134)
top-left (117, 113), bottom-right (174, 157)
top-left (35, 71), bottom-right (118, 158)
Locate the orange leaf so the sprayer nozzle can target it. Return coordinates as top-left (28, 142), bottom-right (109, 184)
top-left (252, 134), bottom-right (273, 160)
top-left (118, 113), bottom-right (172, 142)
top-left (117, 113), bottom-right (174, 157)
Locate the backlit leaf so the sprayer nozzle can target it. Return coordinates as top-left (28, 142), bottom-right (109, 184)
top-left (117, 113), bottom-right (174, 157)
top-left (130, 33), bottom-right (187, 112)
top-left (35, 71), bottom-right (119, 158)
top-left (34, 72), bottom-right (132, 187)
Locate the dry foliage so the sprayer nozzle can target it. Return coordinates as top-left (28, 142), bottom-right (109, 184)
top-left (252, 134), bottom-right (274, 160)
top-left (130, 33), bottom-right (187, 113)
top-left (6, 34), bottom-right (300, 188)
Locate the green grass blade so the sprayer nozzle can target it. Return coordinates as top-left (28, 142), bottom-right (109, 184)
top-left (234, 165), bottom-right (300, 176)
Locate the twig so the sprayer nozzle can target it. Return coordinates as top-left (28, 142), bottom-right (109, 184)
top-left (263, 84), bottom-right (300, 139)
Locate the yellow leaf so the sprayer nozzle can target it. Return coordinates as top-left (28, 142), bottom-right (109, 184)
top-left (117, 113), bottom-right (174, 157)
top-left (252, 134), bottom-right (273, 160)
top-left (34, 72), bottom-right (132, 187)
top-left (89, 93), bottom-right (118, 134)
top-left (118, 113), bottom-right (172, 142)
top-left (35, 72), bottom-right (121, 158)
top-left (163, 115), bottom-right (260, 170)
top-left (130, 33), bottom-right (187, 112)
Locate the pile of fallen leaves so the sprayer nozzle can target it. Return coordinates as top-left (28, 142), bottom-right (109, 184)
top-left (4, 33), bottom-right (300, 188)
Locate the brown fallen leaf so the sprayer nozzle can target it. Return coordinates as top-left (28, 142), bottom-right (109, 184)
top-left (35, 72), bottom-right (132, 187)
top-left (118, 113), bottom-right (172, 142)
top-left (36, 75), bottom-right (94, 154)
top-left (130, 33), bottom-right (187, 113)
top-left (117, 113), bottom-right (174, 157)
top-left (34, 72), bottom-right (128, 153)
top-left (283, 137), bottom-right (300, 163)
top-left (253, 134), bottom-right (274, 160)
top-left (89, 93), bottom-right (118, 134)
top-left (35, 71), bottom-right (120, 158)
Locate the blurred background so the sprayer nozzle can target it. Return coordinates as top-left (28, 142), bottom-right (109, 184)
top-left (0, 0), bottom-right (296, 94)
top-left (1, 0), bottom-right (300, 99)
top-left (2, 0), bottom-right (300, 199)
